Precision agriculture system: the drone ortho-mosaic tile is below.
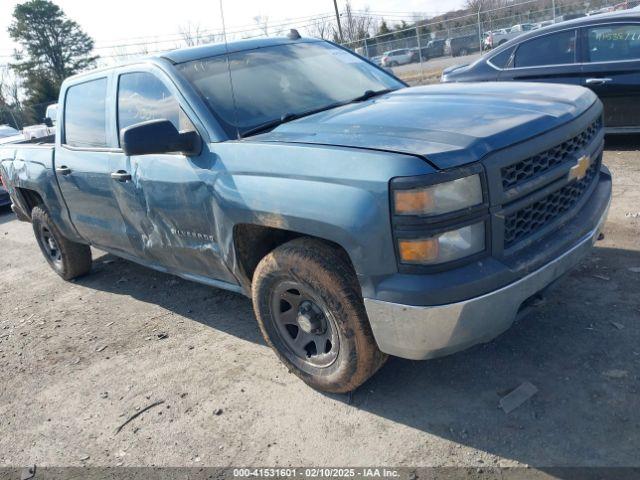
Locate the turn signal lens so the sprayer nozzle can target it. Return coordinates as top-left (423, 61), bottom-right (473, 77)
top-left (394, 189), bottom-right (434, 215)
top-left (398, 238), bottom-right (439, 264)
top-left (393, 174), bottom-right (482, 216)
top-left (398, 222), bottom-right (485, 265)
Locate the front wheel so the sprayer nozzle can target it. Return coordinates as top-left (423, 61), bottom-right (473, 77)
top-left (32, 205), bottom-right (92, 280)
top-left (252, 238), bottom-right (387, 393)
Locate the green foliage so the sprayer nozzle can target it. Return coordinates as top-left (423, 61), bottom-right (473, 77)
top-left (377, 20), bottom-right (391, 36)
top-left (8, 0), bottom-right (98, 122)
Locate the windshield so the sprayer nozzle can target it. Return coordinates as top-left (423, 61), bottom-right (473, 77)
top-left (177, 41), bottom-right (403, 138)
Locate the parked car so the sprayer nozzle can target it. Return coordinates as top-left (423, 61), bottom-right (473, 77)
top-left (484, 28), bottom-right (514, 49)
top-left (535, 20), bottom-right (555, 28)
top-left (442, 11), bottom-right (640, 133)
top-left (0, 125), bottom-right (19, 139)
top-left (0, 35), bottom-right (611, 392)
top-left (588, 6), bottom-right (615, 15)
top-left (370, 55), bottom-right (383, 67)
top-left (555, 13), bottom-right (586, 22)
top-left (510, 23), bottom-right (537, 33)
top-left (0, 179), bottom-right (9, 207)
top-left (381, 48), bottom-right (414, 66)
top-left (22, 123), bottom-right (54, 141)
top-left (412, 39), bottom-right (446, 60)
top-left (45, 103), bottom-right (59, 126)
top-left (485, 23), bottom-right (539, 49)
top-left (445, 34), bottom-right (481, 56)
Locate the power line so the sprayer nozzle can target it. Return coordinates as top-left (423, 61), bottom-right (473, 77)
top-left (0, 12), bottom-right (337, 55)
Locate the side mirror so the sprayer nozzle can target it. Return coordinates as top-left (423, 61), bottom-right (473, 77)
top-left (43, 117), bottom-right (53, 128)
top-left (121, 119), bottom-right (202, 156)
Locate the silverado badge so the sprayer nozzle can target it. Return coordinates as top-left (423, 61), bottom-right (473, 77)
top-left (569, 154), bottom-right (591, 182)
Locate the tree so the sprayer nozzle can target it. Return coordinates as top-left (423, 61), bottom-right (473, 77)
top-left (8, 0), bottom-right (98, 121)
top-left (377, 20), bottom-right (392, 36)
top-left (306, 16), bottom-right (335, 40)
top-left (340, 1), bottom-right (377, 45)
top-left (253, 15), bottom-right (269, 36)
top-left (0, 66), bottom-right (26, 128)
top-left (179, 22), bottom-right (220, 46)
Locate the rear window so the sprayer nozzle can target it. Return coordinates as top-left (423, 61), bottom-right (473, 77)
top-left (64, 78), bottom-right (108, 148)
top-left (586, 24), bottom-right (640, 62)
top-left (514, 30), bottom-right (577, 68)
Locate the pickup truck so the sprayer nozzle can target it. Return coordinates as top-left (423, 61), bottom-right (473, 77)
top-left (0, 35), bottom-right (612, 393)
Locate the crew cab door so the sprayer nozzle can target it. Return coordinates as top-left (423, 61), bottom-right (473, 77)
top-left (109, 68), bottom-right (236, 283)
top-left (580, 22), bottom-right (640, 130)
top-left (56, 76), bottom-right (135, 254)
top-left (499, 28), bottom-right (583, 85)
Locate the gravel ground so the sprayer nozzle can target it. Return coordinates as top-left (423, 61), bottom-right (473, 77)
top-left (389, 53), bottom-right (483, 84)
top-left (0, 138), bottom-right (638, 468)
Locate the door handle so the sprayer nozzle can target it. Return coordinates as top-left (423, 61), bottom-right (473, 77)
top-left (110, 170), bottom-right (132, 182)
top-left (56, 166), bottom-right (72, 175)
top-left (585, 77), bottom-right (612, 85)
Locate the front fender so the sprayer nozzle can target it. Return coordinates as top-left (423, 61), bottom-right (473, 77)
top-left (218, 174), bottom-right (395, 277)
top-left (209, 141), bottom-right (435, 284)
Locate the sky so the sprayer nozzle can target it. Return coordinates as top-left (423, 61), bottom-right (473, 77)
top-left (0, 0), bottom-right (466, 64)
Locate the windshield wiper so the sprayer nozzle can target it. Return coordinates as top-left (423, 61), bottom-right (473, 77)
top-left (241, 102), bottom-right (344, 138)
top-left (349, 88), bottom-right (395, 103)
top-left (240, 89), bottom-right (396, 138)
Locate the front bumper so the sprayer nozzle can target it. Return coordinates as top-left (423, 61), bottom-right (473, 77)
top-left (364, 173), bottom-right (611, 360)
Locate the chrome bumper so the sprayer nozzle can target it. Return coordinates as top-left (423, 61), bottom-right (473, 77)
top-left (364, 200), bottom-right (610, 360)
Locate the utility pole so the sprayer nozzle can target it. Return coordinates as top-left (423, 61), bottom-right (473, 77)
top-left (333, 0), bottom-right (344, 43)
top-left (477, 7), bottom-right (482, 54)
top-left (552, 0), bottom-right (556, 21)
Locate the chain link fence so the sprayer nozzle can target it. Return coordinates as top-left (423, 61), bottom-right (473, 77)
top-left (340, 0), bottom-right (640, 84)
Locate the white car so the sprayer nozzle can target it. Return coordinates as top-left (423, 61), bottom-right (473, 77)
top-left (0, 125), bottom-right (19, 139)
top-left (381, 49), bottom-right (414, 67)
top-left (485, 23), bottom-right (537, 49)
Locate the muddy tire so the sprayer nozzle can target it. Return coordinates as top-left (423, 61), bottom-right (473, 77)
top-left (31, 206), bottom-right (92, 280)
top-left (252, 238), bottom-right (387, 393)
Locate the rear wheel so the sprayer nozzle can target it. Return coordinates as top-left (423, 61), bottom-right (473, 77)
top-left (459, 48), bottom-right (469, 56)
top-left (252, 238), bottom-right (387, 393)
top-left (32, 206), bottom-right (92, 280)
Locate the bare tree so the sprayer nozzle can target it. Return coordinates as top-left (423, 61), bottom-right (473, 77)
top-left (253, 15), bottom-right (269, 37)
top-left (0, 65), bottom-right (25, 128)
top-left (306, 16), bottom-right (335, 40)
top-left (180, 22), bottom-right (207, 46)
top-left (341, 1), bottom-right (378, 44)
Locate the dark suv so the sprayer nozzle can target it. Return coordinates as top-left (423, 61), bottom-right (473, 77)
top-left (442, 11), bottom-right (640, 133)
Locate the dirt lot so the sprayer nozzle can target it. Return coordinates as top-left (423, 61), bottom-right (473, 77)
top-left (390, 53), bottom-right (483, 85)
top-left (0, 138), bottom-right (639, 468)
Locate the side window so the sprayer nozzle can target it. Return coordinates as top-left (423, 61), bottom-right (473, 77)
top-left (586, 24), bottom-right (640, 62)
top-left (117, 72), bottom-right (194, 141)
top-left (514, 30), bottom-right (577, 68)
top-left (490, 46), bottom-right (515, 68)
top-left (64, 78), bottom-right (108, 148)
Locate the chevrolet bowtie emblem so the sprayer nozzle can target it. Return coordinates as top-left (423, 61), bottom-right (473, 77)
top-left (568, 154), bottom-right (591, 182)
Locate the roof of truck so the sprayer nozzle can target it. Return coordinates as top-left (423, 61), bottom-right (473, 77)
top-left (65, 35), bottom-right (322, 84)
top-left (160, 36), bottom-right (320, 64)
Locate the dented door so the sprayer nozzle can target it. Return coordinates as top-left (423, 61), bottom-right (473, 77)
top-left (110, 69), bottom-right (236, 283)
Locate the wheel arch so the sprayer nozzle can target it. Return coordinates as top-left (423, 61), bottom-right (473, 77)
top-left (232, 223), bottom-right (358, 293)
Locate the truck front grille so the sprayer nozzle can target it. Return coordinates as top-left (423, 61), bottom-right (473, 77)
top-left (504, 155), bottom-right (600, 247)
top-left (501, 119), bottom-right (601, 190)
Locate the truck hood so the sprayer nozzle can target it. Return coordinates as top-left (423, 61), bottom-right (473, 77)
top-left (256, 83), bottom-right (597, 170)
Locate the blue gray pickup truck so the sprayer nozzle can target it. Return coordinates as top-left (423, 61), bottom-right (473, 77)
top-left (0, 35), bottom-right (612, 392)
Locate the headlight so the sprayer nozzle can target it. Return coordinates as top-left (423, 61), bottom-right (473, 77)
top-left (394, 174), bottom-right (482, 216)
top-left (398, 222), bottom-right (485, 265)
